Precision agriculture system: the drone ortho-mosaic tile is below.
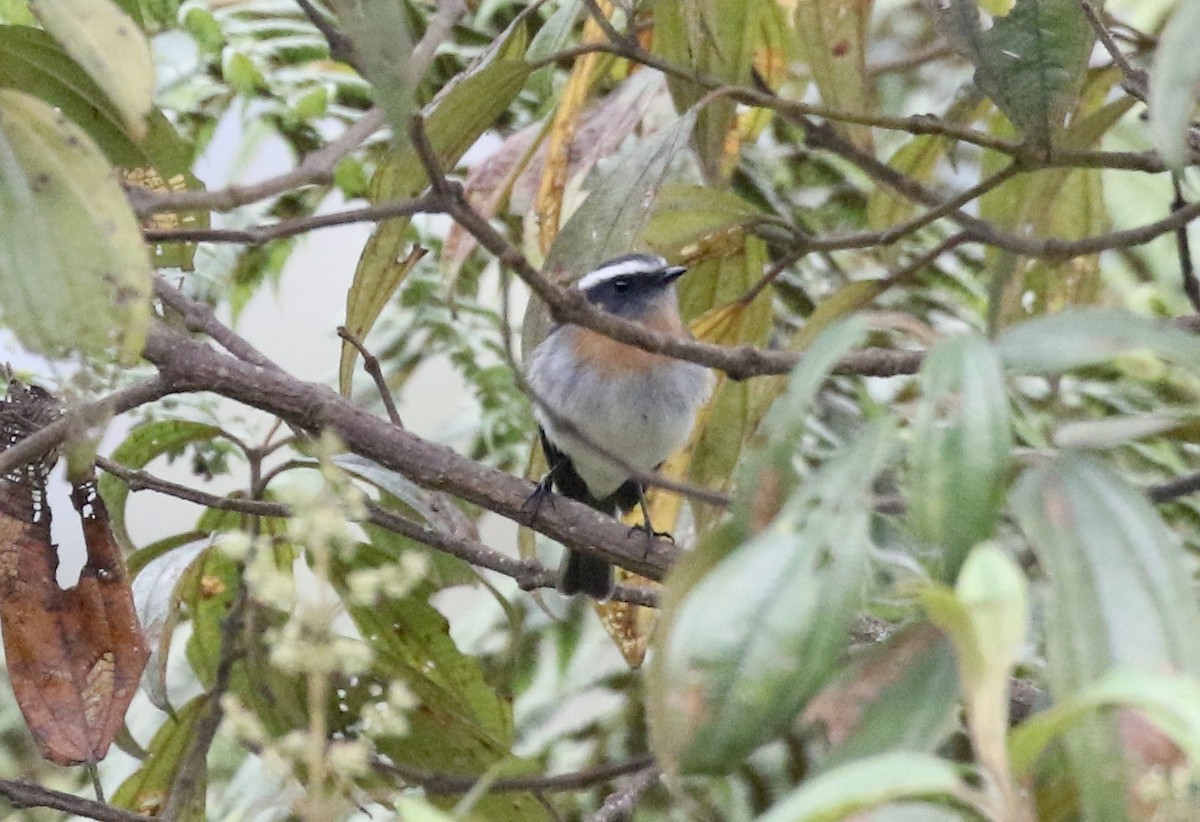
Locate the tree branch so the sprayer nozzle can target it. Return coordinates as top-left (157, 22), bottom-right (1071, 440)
top-left (142, 195), bottom-right (442, 245)
top-left (0, 378), bottom-right (171, 480)
top-left (94, 414), bottom-right (660, 607)
top-left (373, 753), bottom-right (656, 795)
top-left (0, 777), bottom-right (154, 822)
top-left (131, 108), bottom-right (387, 216)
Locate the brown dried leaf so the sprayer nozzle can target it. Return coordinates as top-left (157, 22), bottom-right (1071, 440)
top-left (597, 568), bottom-right (658, 669)
top-left (0, 384), bottom-right (148, 765)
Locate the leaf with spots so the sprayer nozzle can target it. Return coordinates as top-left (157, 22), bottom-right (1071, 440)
top-left (648, 420), bottom-right (893, 774)
top-left (0, 89), bottom-right (152, 361)
top-left (29, 0), bottom-right (154, 139)
top-left (111, 694), bottom-right (208, 819)
top-left (795, 0), bottom-right (875, 150)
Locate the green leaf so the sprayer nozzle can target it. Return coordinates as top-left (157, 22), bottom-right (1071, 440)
top-left (980, 73), bottom-right (1129, 329)
top-left (907, 332), bottom-right (1012, 579)
top-left (1149, 0), bottom-right (1200, 171)
top-left (757, 752), bottom-right (972, 822)
top-left (795, 0), bottom-right (875, 150)
top-left (111, 694), bottom-right (209, 820)
top-left (1010, 453), bottom-right (1200, 817)
top-left (1010, 669), bottom-right (1200, 777)
top-left (654, 0), bottom-right (780, 181)
top-left (940, 0), bottom-right (1092, 150)
top-left (807, 623), bottom-right (960, 771)
top-left (340, 29), bottom-right (531, 394)
top-left (29, 0), bottom-right (154, 139)
top-left (648, 420), bottom-right (892, 774)
top-left (0, 89), bottom-right (152, 360)
top-left (330, 546), bottom-right (549, 822)
top-left (132, 539), bottom-right (209, 712)
top-left (676, 238), bottom-right (775, 520)
top-left (642, 184), bottom-right (762, 259)
top-left (1053, 411), bottom-right (1200, 450)
top-left (724, 317), bottom-right (868, 533)
top-left (545, 109), bottom-right (698, 277)
top-left (995, 309), bottom-right (1200, 374)
top-left (327, 0), bottom-right (413, 136)
top-left (98, 420), bottom-right (226, 552)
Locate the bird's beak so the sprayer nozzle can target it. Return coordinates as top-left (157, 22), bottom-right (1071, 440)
top-left (661, 265), bottom-right (687, 284)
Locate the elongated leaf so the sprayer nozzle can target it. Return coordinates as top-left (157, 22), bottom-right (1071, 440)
top-left (326, 0), bottom-right (413, 135)
top-left (654, 0), bottom-right (777, 181)
top-left (804, 623), bottom-right (960, 770)
top-left (1010, 669), bottom-right (1200, 776)
top-left (757, 752), bottom-right (972, 822)
top-left (330, 546), bottom-right (549, 821)
top-left (97, 420), bottom-right (226, 551)
top-left (795, 0), bottom-right (875, 149)
top-left (545, 109), bottom-right (698, 277)
top-left (935, 0), bottom-right (1092, 150)
top-left (648, 421), bottom-right (892, 774)
top-left (132, 539), bottom-right (209, 712)
top-left (1054, 411), bottom-right (1200, 450)
top-left (521, 110), bottom-right (698, 353)
top-left (111, 695), bottom-right (209, 819)
top-left (0, 89), bottom-right (151, 360)
top-left (907, 332), bottom-right (1012, 578)
top-left (1149, 0), bottom-right (1200, 171)
top-left (996, 309), bottom-right (1200, 374)
top-left (30, 0), bottom-right (153, 139)
top-left (340, 28), bottom-right (531, 394)
top-left (981, 73), bottom-right (1129, 329)
top-left (1011, 453), bottom-right (1200, 817)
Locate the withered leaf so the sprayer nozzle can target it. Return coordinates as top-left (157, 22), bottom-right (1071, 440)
top-left (0, 382), bottom-right (149, 765)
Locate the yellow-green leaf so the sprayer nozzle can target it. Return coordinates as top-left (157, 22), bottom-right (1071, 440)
top-left (29, 0), bottom-right (153, 139)
top-left (795, 0), bottom-right (875, 150)
top-left (0, 89), bottom-right (151, 360)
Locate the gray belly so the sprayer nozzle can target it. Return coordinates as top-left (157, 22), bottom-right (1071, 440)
top-left (528, 340), bottom-right (711, 498)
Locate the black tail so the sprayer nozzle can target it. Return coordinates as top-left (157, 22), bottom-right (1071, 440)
top-left (558, 549), bottom-right (614, 599)
top-left (537, 428), bottom-right (640, 599)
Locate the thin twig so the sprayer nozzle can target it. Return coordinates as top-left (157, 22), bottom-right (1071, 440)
top-left (0, 778), bottom-right (154, 822)
top-left (584, 765), bottom-right (661, 822)
top-left (143, 195), bottom-right (442, 245)
top-left (374, 753), bottom-right (656, 795)
top-left (132, 109), bottom-right (387, 216)
top-left (295, 0), bottom-right (358, 68)
top-left (1080, 0), bottom-right (1148, 101)
top-left (1172, 177), bottom-right (1200, 312)
top-left (0, 378), bottom-right (171, 480)
top-left (337, 326), bottom-right (403, 426)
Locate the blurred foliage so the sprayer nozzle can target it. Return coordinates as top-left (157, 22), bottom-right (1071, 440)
top-left (5, 0), bottom-right (1200, 820)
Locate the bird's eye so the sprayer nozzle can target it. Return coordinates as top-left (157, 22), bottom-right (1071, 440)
top-left (612, 278), bottom-right (630, 293)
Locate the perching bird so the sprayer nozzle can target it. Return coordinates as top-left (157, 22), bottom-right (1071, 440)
top-left (525, 254), bottom-right (712, 598)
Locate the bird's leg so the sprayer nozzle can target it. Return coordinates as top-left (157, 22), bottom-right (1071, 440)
top-left (628, 485), bottom-right (674, 547)
top-left (521, 461), bottom-right (562, 524)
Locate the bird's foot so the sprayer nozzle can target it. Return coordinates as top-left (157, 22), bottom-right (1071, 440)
top-left (521, 476), bottom-right (556, 524)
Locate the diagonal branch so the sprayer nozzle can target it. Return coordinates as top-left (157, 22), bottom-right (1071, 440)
top-left (0, 777), bottom-right (154, 822)
top-left (141, 322), bottom-right (683, 582)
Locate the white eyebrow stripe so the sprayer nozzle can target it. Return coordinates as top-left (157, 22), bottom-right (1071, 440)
top-left (576, 255), bottom-right (669, 290)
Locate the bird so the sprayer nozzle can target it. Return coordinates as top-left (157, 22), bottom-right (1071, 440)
top-left (524, 253), bottom-right (713, 598)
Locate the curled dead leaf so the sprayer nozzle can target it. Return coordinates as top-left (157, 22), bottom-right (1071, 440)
top-left (0, 382), bottom-right (148, 765)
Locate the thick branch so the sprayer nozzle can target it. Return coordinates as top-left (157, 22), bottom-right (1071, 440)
top-left (95, 457), bottom-right (658, 607)
top-left (141, 324), bottom-right (682, 581)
